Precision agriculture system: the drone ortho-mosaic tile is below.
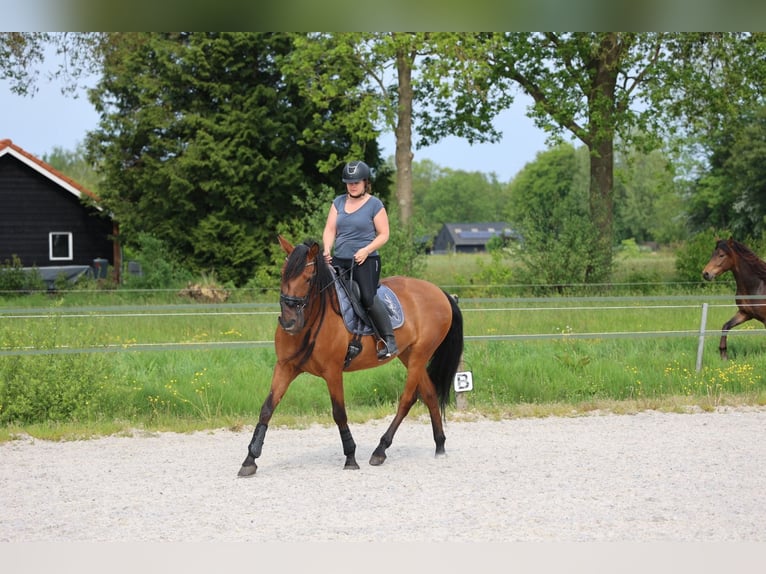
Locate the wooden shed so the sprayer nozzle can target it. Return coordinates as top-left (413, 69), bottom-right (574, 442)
top-left (431, 222), bottom-right (520, 254)
top-left (0, 139), bottom-right (120, 284)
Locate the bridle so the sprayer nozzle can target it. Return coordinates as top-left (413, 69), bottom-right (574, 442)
top-left (279, 292), bottom-right (309, 311)
top-left (278, 260), bottom-right (316, 327)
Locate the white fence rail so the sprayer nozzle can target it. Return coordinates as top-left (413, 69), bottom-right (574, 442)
top-left (2, 296), bottom-right (764, 371)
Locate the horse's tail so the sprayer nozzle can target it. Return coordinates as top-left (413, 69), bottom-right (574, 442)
top-left (427, 291), bottom-right (464, 415)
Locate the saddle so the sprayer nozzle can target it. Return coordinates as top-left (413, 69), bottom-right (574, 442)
top-left (333, 268), bottom-right (404, 368)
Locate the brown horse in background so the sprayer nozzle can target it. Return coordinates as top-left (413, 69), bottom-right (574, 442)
top-left (238, 236), bottom-right (464, 477)
top-left (702, 237), bottom-right (766, 360)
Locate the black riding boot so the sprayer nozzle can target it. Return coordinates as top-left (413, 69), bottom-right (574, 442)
top-left (367, 296), bottom-right (399, 360)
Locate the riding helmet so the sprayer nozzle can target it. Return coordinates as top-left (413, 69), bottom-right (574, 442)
top-left (342, 160), bottom-right (371, 183)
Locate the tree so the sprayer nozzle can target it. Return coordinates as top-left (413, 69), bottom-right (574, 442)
top-left (86, 32), bottom-right (383, 285)
top-left (506, 143), bottom-right (595, 290)
top-left (43, 143), bottom-right (101, 193)
top-left (283, 33), bottom-right (510, 231)
top-left (412, 163), bottom-right (510, 237)
top-left (613, 145), bottom-right (685, 245)
top-left (0, 32), bottom-right (105, 96)
top-left (481, 32), bottom-right (766, 282)
top-left (687, 104), bottom-right (766, 239)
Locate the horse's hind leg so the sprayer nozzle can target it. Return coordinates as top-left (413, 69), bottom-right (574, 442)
top-left (369, 393), bottom-right (417, 466)
top-left (415, 376), bottom-right (446, 457)
top-left (719, 311), bottom-right (750, 360)
top-left (369, 366), bottom-right (435, 466)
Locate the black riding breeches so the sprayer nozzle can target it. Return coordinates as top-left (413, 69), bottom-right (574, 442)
top-left (332, 256), bottom-right (380, 309)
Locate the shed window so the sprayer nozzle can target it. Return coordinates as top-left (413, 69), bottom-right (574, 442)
top-left (49, 232), bottom-right (73, 261)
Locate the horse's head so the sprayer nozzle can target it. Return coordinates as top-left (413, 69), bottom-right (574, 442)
top-left (702, 237), bottom-right (736, 281)
top-left (276, 236), bottom-right (320, 334)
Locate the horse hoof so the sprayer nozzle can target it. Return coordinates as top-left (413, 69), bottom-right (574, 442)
top-left (238, 464), bottom-right (257, 477)
top-left (369, 454), bottom-right (386, 466)
top-left (344, 455), bottom-right (360, 470)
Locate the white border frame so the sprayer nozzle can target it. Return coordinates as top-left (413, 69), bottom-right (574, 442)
top-left (49, 231), bottom-right (73, 261)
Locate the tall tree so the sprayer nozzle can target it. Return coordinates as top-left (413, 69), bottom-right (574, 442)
top-left (413, 165), bottom-right (509, 237)
top-left (613, 146), bottom-right (684, 245)
top-left (87, 32), bottom-right (380, 285)
top-left (481, 32), bottom-right (766, 282)
top-left (283, 33), bottom-right (509, 229)
top-left (506, 143), bottom-right (595, 290)
top-left (687, 104), bottom-right (766, 238)
top-left (43, 143), bottom-right (101, 193)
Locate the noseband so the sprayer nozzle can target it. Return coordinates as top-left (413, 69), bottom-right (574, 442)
top-left (279, 293), bottom-right (309, 310)
top-left (279, 260), bottom-right (316, 321)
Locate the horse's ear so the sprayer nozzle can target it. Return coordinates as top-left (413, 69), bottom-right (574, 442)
top-left (278, 235), bottom-right (294, 255)
top-left (307, 241), bottom-right (320, 261)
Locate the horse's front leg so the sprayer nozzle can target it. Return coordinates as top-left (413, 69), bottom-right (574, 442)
top-left (325, 373), bottom-right (359, 470)
top-left (238, 364), bottom-right (297, 477)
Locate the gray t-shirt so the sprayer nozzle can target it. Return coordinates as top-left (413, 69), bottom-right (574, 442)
top-left (332, 194), bottom-right (384, 259)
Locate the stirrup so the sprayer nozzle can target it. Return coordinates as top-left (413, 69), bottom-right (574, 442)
top-left (377, 338), bottom-right (398, 360)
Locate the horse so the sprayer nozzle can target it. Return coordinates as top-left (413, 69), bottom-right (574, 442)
top-left (238, 235), bottom-right (464, 477)
top-left (702, 237), bottom-right (766, 360)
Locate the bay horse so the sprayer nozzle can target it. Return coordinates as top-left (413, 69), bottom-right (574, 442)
top-left (238, 235), bottom-right (464, 477)
top-left (702, 237), bottom-right (766, 360)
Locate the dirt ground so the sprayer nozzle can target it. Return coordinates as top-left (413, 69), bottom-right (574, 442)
top-left (2, 408), bottom-right (766, 542)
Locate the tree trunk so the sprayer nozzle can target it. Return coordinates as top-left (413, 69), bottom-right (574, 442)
top-left (588, 137), bottom-right (614, 282)
top-left (585, 33), bottom-right (620, 282)
top-left (394, 49), bottom-right (414, 227)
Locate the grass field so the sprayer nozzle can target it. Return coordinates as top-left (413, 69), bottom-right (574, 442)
top-left (2, 250), bottom-right (764, 442)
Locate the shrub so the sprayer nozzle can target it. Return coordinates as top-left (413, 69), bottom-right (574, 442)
top-left (674, 229), bottom-right (727, 285)
top-left (0, 255), bottom-right (45, 294)
top-left (121, 233), bottom-right (194, 290)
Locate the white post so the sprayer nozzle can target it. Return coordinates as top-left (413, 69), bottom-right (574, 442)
top-left (696, 303), bottom-right (709, 372)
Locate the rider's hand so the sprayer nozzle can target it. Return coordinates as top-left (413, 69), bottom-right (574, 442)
top-left (354, 248), bottom-right (368, 264)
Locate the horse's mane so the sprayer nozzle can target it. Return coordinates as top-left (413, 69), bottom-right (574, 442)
top-left (281, 239), bottom-right (340, 367)
top-left (723, 239), bottom-right (766, 281)
top-left (283, 240), bottom-right (337, 298)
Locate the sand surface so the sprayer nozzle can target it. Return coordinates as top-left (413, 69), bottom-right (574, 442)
top-left (2, 409), bottom-right (766, 542)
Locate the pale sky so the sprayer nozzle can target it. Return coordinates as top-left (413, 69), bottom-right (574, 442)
top-left (1, 69), bottom-right (550, 183)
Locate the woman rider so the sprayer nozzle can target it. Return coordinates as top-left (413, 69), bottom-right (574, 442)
top-left (322, 160), bottom-right (399, 360)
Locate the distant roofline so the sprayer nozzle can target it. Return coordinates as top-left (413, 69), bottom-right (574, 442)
top-left (0, 138), bottom-right (101, 205)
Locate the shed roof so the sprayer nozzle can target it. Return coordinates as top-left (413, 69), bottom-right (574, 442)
top-left (439, 222), bottom-right (517, 246)
top-left (0, 138), bottom-right (102, 206)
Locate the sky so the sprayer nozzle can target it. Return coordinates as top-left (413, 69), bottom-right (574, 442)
top-left (1, 66), bottom-right (552, 183)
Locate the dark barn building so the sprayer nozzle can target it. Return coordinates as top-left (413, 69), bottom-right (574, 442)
top-left (431, 222), bottom-right (519, 254)
top-left (0, 139), bottom-right (120, 284)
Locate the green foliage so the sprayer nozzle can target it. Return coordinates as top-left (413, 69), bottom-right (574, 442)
top-left (674, 229), bottom-right (724, 285)
top-left (122, 233), bottom-right (194, 290)
top-left (507, 144), bottom-right (603, 289)
top-left (412, 162), bottom-right (512, 237)
top-left (87, 32), bottom-right (382, 286)
top-left (614, 146), bottom-right (687, 244)
top-left (473, 248), bottom-right (514, 287)
top-left (43, 142), bottom-right (102, 194)
top-left (0, 255), bottom-right (45, 294)
top-left (0, 354), bottom-right (118, 424)
top-left (686, 104), bottom-right (766, 238)
top-left (382, 208), bottom-right (427, 278)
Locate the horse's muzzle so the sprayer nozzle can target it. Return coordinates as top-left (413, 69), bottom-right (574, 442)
top-left (278, 314), bottom-right (302, 334)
